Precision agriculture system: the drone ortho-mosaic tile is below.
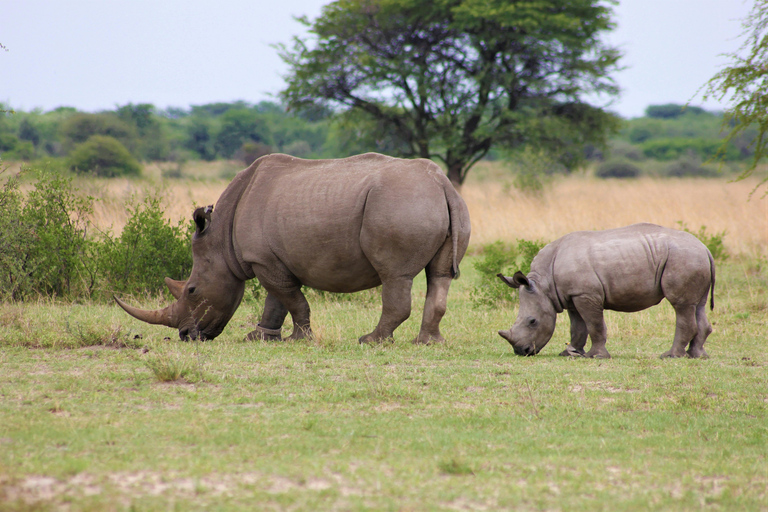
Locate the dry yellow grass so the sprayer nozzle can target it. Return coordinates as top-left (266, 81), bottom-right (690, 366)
top-left (32, 160), bottom-right (764, 258)
top-left (463, 168), bottom-right (767, 257)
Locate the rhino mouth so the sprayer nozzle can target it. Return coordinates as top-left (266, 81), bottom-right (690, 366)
top-left (498, 330), bottom-right (537, 356)
top-left (179, 324), bottom-right (222, 341)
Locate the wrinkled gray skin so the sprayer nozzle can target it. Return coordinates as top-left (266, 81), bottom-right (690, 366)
top-left (115, 153), bottom-right (471, 344)
top-left (497, 223), bottom-right (715, 359)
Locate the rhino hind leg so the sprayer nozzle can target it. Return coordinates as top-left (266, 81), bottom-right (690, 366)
top-left (560, 309), bottom-right (588, 357)
top-left (412, 275), bottom-right (452, 345)
top-left (661, 303), bottom-right (698, 358)
top-left (359, 277), bottom-right (413, 344)
top-left (686, 297), bottom-right (712, 359)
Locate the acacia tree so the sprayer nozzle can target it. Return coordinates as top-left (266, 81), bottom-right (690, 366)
top-left (702, 0), bottom-right (768, 194)
top-left (280, 0), bottom-right (622, 187)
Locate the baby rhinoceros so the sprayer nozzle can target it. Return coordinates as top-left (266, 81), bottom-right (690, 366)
top-left (497, 223), bottom-right (715, 359)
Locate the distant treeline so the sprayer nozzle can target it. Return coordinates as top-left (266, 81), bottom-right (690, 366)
top-left (0, 100), bottom-right (755, 177)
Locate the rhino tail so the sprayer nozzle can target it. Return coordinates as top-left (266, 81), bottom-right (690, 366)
top-left (709, 251), bottom-right (716, 311)
top-left (444, 182), bottom-right (470, 279)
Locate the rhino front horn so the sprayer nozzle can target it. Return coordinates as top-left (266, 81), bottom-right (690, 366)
top-left (114, 296), bottom-right (180, 328)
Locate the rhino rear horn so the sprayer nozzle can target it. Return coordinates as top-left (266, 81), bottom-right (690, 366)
top-left (114, 296), bottom-right (181, 328)
top-left (164, 277), bottom-right (186, 300)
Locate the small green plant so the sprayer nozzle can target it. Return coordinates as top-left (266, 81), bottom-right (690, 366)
top-left (438, 457), bottom-right (474, 476)
top-left (68, 135), bottom-right (141, 177)
top-left (145, 354), bottom-right (199, 383)
top-left (470, 238), bottom-right (546, 308)
top-left (677, 222), bottom-right (728, 261)
top-left (505, 147), bottom-right (564, 195)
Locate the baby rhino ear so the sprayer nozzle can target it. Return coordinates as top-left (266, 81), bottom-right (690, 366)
top-left (497, 271), bottom-right (530, 289)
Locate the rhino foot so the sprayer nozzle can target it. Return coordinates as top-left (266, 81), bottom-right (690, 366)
top-left (412, 333), bottom-right (445, 345)
top-left (358, 333), bottom-right (394, 345)
top-left (586, 347), bottom-right (611, 359)
top-left (559, 344), bottom-right (586, 357)
top-left (659, 349), bottom-right (688, 359)
top-left (686, 347), bottom-right (709, 359)
top-left (245, 324), bottom-right (283, 342)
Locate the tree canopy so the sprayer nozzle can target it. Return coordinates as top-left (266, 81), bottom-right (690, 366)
top-left (702, 0), bottom-right (768, 193)
top-left (280, 0), bottom-right (622, 186)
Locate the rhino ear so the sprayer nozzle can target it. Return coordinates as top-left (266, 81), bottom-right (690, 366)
top-left (497, 271), bottom-right (530, 289)
top-left (193, 205), bottom-right (213, 235)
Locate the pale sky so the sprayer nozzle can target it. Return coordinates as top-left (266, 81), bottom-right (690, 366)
top-left (1, 0), bottom-right (753, 119)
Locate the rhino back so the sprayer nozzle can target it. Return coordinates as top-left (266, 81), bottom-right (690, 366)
top-left (551, 223), bottom-right (710, 312)
top-left (233, 153), bottom-right (454, 292)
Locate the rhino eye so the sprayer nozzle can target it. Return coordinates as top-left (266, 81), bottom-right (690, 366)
top-left (527, 317), bottom-right (538, 328)
top-left (188, 286), bottom-right (196, 295)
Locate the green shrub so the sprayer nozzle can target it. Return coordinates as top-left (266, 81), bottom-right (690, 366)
top-left (470, 239), bottom-right (546, 308)
top-left (640, 137), bottom-right (740, 162)
top-left (68, 135), bottom-right (142, 177)
top-left (677, 222), bottom-right (728, 261)
top-left (0, 166), bottom-right (34, 300)
top-left (0, 132), bottom-right (20, 152)
top-left (59, 112), bottom-right (137, 153)
top-left (595, 160), bottom-right (641, 179)
top-left (240, 141), bottom-right (272, 165)
top-left (663, 157), bottom-right (720, 177)
top-left (0, 167), bottom-right (96, 300)
top-left (5, 140), bottom-right (35, 160)
top-left (97, 195), bottom-right (193, 296)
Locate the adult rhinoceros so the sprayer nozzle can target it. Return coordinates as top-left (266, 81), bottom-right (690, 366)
top-left (497, 223), bottom-right (715, 359)
top-left (115, 153), bottom-right (471, 344)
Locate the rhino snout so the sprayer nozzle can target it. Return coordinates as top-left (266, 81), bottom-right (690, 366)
top-left (498, 330), bottom-right (536, 356)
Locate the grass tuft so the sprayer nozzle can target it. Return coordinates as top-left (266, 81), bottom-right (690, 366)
top-left (144, 352), bottom-right (202, 383)
top-left (438, 458), bottom-right (475, 476)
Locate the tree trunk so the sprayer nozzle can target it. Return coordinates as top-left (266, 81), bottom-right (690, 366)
top-left (447, 162), bottom-right (464, 192)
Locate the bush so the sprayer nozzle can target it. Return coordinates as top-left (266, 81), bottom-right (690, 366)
top-left (98, 196), bottom-right (194, 296)
top-left (0, 166), bottom-right (34, 300)
top-left (595, 160), bottom-right (641, 179)
top-left (645, 104), bottom-right (707, 119)
top-left (0, 167), bottom-right (96, 300)
top-left (505, 147), bottom-right (566, 195)
top-left (470, 239), bottom-right (546, 308)
top-left (68, 135), bottom-right (142, 177)
top-left (663, 157), bottom-right (720, 177)
top-left (239, 141), bottom-right (272, 165)
top-left (640, 137), bottom-right (740, 162)
top-left (59, 112), bottom-right (137, 153)
top-left (677, 222), bottom-right (728, 261)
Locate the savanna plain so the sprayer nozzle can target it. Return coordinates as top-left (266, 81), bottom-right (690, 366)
top-left (1, 162), bottom-right (767, 511)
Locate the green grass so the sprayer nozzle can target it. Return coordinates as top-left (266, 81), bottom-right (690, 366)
top-left (0, 257), bottom-right (766, 511)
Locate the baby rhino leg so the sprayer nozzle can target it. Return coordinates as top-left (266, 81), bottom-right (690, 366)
top-left (560, 309), bottom-right (587, 357)
top-left (572, 296), bottom-right (611, 359)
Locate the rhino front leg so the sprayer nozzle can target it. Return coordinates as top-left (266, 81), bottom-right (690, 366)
top-left (560, 309), bottom-right (588, 357)
top-left (246, 292), bottom-right (287, 341)
top-left (573, 297), bottom-right (611, 359)
top-left (661, 304), bottom-right (697, 358)
top-left (360, 277), bottom-right (413, 344)
top-left (257, 283), bottom-right (313, 341)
